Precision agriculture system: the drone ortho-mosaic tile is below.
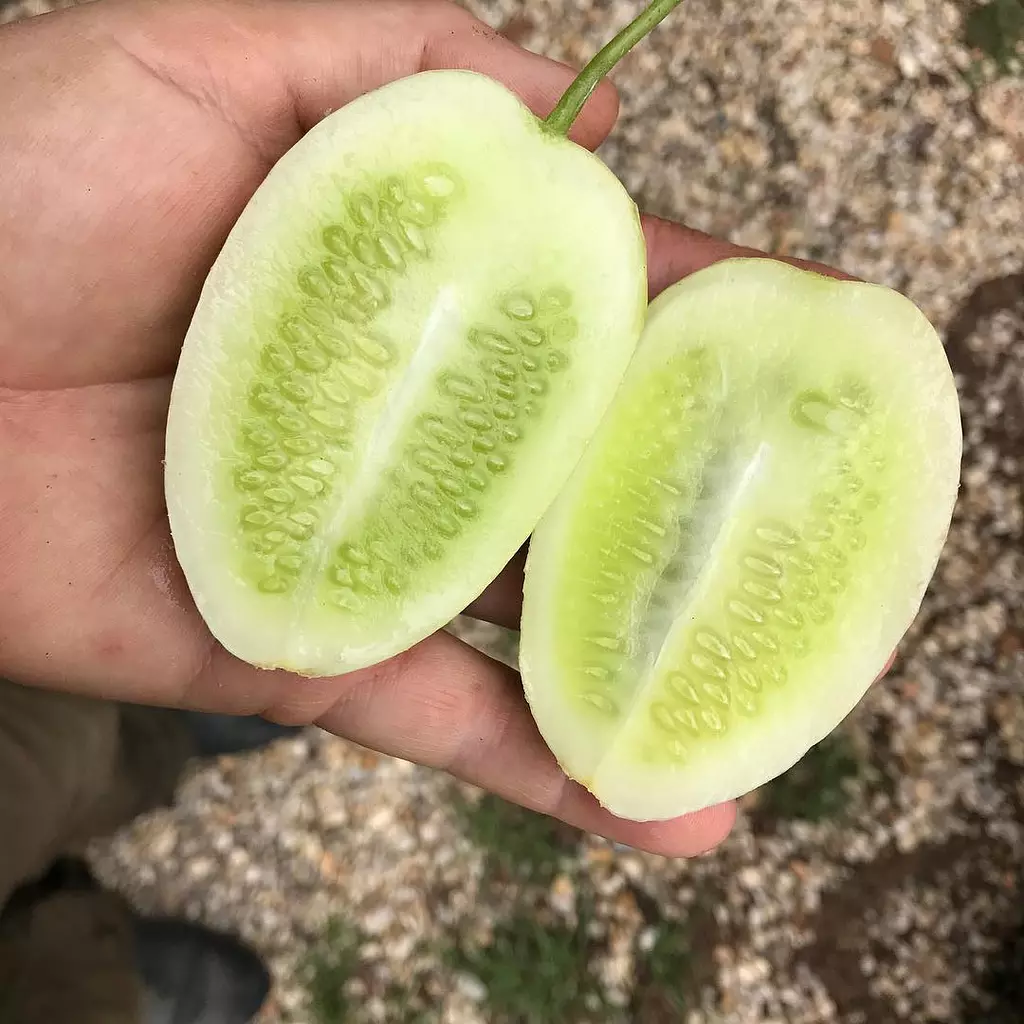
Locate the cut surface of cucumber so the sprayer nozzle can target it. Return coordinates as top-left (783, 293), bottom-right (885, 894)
top-left (520, 258), bottom-right (962, 822)
top-left (165, 70), bottom-right (646, 675)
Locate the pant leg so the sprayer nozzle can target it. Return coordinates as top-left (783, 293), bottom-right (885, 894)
top-left (0, 677), bottom-right (194, 905)
top-left (0, 678), bottom-right (195, 1024)
top-left (0, 887), bottom-right (142, 1024)
top-left (0, 678), bottom-right (123, 905)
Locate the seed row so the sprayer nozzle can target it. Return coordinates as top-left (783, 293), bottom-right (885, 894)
top-left (232, 166), bottom-right (461, 595)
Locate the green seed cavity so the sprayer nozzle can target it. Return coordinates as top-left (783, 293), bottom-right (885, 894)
top-left (556, 356), bottom-right (888, 764)
top-left (228, 165), bottom-right (467, 596)
top-left (318, 285), bottom-right (577, 610)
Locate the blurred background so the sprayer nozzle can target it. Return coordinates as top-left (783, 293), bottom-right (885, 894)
top-left (3, 0), bottom-right (1021, 1021)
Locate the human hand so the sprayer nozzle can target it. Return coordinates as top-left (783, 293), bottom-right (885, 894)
top-left (0, 0), bottom-right (885, 855)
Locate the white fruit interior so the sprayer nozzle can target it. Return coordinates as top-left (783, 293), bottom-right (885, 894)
top-left (165, 70), bottom-right (646, 675)
top-left (520, 258), bottom-right (962, 822)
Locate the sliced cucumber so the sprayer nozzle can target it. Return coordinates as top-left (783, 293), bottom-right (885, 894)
top-left (165, 69), bottom-right (647, 675)
top-left (520, 258), bottom-right (962, 822)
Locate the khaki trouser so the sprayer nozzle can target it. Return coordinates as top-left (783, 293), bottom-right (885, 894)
top-left (0, 678), bottom-right (194, 1023)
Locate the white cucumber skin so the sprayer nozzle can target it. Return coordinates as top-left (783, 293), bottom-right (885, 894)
top-left (165, 70), bottom-right (647, 677)
top-left (520, 258), bottom-right (963, 823)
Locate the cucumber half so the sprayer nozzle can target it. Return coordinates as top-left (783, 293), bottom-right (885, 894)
top-left (164, 69), bottom-right (647, 675)
top-left (520, 258), bottom-right (962, 822)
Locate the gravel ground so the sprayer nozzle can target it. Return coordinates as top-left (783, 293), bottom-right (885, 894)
top-left (5, 0), bottom-right (1023, 1020)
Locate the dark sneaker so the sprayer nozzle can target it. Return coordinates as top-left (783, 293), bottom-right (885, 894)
top-left (134, 916), bottom-right (271, 1024)
top-left (177, 711), bottom-right (303, 758)
top-left (2, 858), bottom-right (271, 1024)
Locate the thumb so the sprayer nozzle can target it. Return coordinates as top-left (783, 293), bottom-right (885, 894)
top-left (108, 0), bottom-right (620, 159)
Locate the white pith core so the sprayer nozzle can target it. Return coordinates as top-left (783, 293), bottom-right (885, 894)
top-left (592, 436), bottom-right (772, 778)
top-left (284, 286), bottom-right (465, 663)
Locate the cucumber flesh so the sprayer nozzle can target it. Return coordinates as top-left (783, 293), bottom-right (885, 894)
top-left (520, 258), bottom-right (962, 822)
top-left (165, 70), bottom-right (646, 676)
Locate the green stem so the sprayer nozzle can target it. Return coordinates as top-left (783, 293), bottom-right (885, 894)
top-left (543, 0), bottom-right (687, 137)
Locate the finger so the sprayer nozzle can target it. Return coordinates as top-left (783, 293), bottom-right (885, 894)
top-left (109, 0), bottom-right (619, 160)
top-left (462, 544), bottom-right (526, 630)
top-left (172, 633), bottom-right (734, 856)
top-left (2, 0), bottom-right (617, 386)
top-left (262, 0), bottom-right (619, 149)
top-left (257, 630), bottom-right (735, 856)
top-left (641, 213), bottom-right (857, 299)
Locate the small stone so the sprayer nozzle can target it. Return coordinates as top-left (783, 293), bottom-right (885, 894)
top-left (549, 873), bottom-right (576, 916)
top-left (227, 847), bottom-right (249, 870)
top-left (897, 49), bottom-right (921, 78)
top-left (739, 866), bottom-right (762, 889)
top-left (389, 933), bottom-right (417, 961)
top-left (613, 888), bottom-right (639, 921)
top-left (868, 36), bottom-right (897, 66)
top-left (585, 844), bottom-right (615, 866)
top-left (455, 973), bottom-right (487, 1003)
top-left (343, 977), bottom-right (368, 1000)
top-left (357, 749), bottom-right (381, 770)
top-left (735, 956), bottom-right (770, 985)
top-left (361, 906), bottom-right (394, 936)
top-left (144, 824), bottom-right (177, 860)
top-left (367, 807), bottom-right (394, 831)
top-left (978, 78), bottom-right (1024, 141)
top-left (998, 629), bottom-right (1023, 659)
top-left (187, 857), bottom-right (214, 881)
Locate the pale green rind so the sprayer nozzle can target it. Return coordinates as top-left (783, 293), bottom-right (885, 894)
top-left (165, 69), bottom-right (646, 676)
top-left (520, 257), bottom-right (962, 822)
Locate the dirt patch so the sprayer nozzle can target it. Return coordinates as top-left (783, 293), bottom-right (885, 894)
top-left (630, 883), bottom-right (722, 1024)
top-left (803, 824), bottom-right (1024, 1023)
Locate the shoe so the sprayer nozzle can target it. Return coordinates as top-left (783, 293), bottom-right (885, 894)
top-left (134, 915), bottom-right (271, 1024)
top-left (177, 711), bottom-right (303, 758)
top-left (1, 859), bottom-right (270, 1024)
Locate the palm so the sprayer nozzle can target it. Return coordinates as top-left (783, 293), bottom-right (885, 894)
top-left (1, 0), bottom-right (569, 700)
top-left (0, 0), bottom-right (755, 855)
top-left (1, 2), bottom-right (322, 705)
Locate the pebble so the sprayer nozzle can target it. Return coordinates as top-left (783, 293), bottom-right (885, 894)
top-left (549, 873), bottom-right (576, 916)
top-left (978, 78), bottom-right (1024, 141)
top-left (455, 974), bottom-right (487, 1004)
top-left (361, 907), bottom-right (394, 936)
